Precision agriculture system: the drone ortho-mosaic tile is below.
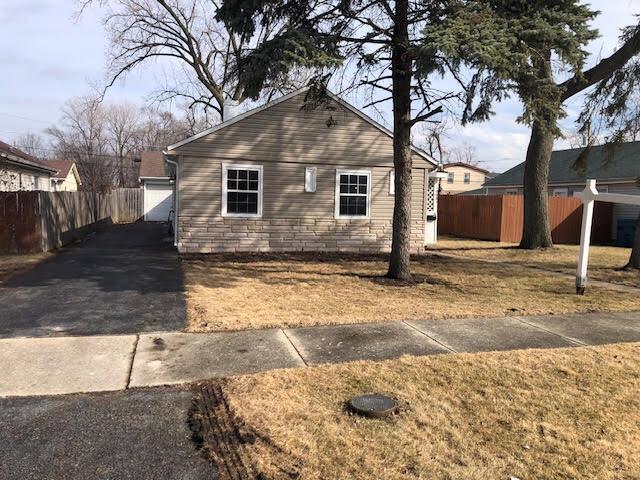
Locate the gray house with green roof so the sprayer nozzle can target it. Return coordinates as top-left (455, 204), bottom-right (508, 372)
top-left (483, 141), bottom-right (640, 241)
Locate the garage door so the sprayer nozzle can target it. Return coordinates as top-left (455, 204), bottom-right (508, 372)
top-left (144, 183), bottom-right (173, 221)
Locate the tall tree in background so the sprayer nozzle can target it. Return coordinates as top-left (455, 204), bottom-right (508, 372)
top-left (578, 29), bottom-right (640, 270)
top-left (431, 2), bottom-right (640, 249)
top-left (217, 0), bottom-right (464, 280)
top-left (45, 97), bottom-right (193, 191)
top-left (105, 103), bottom-right (140, 187)
top-left (81, 0), bottom-right (307, 121)
top-left (12, 133), bottom-right (48, 159)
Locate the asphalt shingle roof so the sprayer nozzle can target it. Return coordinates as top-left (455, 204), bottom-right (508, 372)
top-left (139, 151), bottom-right (171, 178)
top-left (485, 141), bottom-right (640, 186)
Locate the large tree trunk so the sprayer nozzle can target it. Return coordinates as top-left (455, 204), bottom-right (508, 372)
top-left (520, 50), bottom-right (558, 250)
top-left (519, 119), bottom-right (555, 249)
top-left (622, 214), bottom-right (640, 270)
top-left (387, 0), bottom-right (413, 281)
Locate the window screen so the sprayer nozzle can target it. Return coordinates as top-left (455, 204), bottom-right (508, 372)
top-left (226, 168), bottom-right (260, 214)
top-left (338, 173), bottom-right (368, 216)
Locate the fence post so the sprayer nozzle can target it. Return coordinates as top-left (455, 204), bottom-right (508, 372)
top-left (576, 179), bottom-right (597, 295)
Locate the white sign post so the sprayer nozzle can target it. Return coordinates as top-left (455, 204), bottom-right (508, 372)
top-left (576, 179), bottom-right (640, 294)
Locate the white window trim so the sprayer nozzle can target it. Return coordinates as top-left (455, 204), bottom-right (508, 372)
top-left (505, 189), bottom-right (519, 195)
top-left (464, 172), bottom-right (471, 184)
top-left (552, 187), bottom-right (569, 197)
top-left (335, 169), bottom-right (372, 219)
top-left (221, 163), bottom-right (263, 218)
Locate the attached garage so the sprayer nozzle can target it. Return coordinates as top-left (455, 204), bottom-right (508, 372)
top-left (139, 151), bottom-right (174, 222)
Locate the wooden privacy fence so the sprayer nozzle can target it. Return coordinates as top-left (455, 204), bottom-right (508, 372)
top-left (0, 188), bottom-right (143, 253)
top-left (438, 194), bottom-right (613, 244)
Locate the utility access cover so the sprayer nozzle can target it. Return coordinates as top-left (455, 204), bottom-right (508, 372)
top-left (348, 394), bottom-right (398, 418)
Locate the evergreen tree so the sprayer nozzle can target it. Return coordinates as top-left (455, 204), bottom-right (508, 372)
top-left (429, 1), bottom-right (640, 249)
top-left (216, 0), bottom-right (459, 281)
top-left (578, 24), bottom-right (640, 270)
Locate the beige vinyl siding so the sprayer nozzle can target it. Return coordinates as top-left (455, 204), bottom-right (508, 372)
top-left (173, 90), bottom-right (432, 253)
top-left (179, 157), bottom-right (425, 220)
top-left (441, 165), bottom-right (487, 194)
top-left (172, 92), bottom-right (432, 169)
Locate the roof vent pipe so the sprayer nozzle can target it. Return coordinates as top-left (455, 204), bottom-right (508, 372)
top-left (223, 99), bottom-right (241, 122)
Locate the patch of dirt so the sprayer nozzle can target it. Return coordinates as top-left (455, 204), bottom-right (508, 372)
top-left (189, 382), bottom-right (256, 480)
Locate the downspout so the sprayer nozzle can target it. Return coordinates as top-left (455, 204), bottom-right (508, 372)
top-left (164, 153), bottom-right (179, 247)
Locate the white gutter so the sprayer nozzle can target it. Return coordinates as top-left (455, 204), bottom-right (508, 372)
top-left (163, 154), bottom-right (179, 247)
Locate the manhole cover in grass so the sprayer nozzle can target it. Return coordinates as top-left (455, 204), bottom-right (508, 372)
top-left (348, 394), bottom-right (398, 418)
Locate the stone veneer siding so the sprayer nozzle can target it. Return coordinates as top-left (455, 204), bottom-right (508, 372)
top-left (177, 217), bottom-right (425, 254)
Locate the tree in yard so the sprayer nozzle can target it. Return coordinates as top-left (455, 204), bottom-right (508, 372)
top-left (216, 0), bottom-right (467, 280)
top-left (577, 32), bottom-right (640, 270)
top-left (429, 1), bottom-right (640, 249)
top-left (81, 0), bottom-right (306, 121)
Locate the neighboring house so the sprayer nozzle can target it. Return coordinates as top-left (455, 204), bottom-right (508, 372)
top-left (0, 140), bottom-right (56, 191)
top-left (484, 141), bottom-right (640, 241)
top-left (47, 160), bottom-right (82, 191)
top-left (139, 151), bottom-right (174, 222)
top-left (164, 87), bottom-right (441, 254)
top-left (441, 162), bottom-right (492, 194)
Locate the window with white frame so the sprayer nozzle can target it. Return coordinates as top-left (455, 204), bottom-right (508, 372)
top-left (505, 189), bottom-right (519, 195)
top-left (222, 164), bottom-right (263, 217)
top-left (335, 170), bottom-right (370, 218)
top-left (464, 172), bottom-right (471, 184)
top-left (552, 187), bottom-right (569, 197)
top-left (447, 172), bottom-right (454, 183)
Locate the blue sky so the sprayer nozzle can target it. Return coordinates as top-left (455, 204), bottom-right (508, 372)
top-left (1, 0), bottom-right (639, 172)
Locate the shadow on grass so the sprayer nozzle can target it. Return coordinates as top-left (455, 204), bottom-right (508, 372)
top-left (182, 252), bottom-right (470, 293)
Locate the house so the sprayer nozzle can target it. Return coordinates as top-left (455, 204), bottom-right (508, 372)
top-left (441, 162), bottom-right (494, 194)
top-left (47, 160), bottom-right (82, 191)
top-left (484, 141), bottom-right (640, 241)
top-left (0, 140), bottom-right (56, 191)
top-left (163, 87), bottom-right (442, 254)
top-left (139, 151), bottom-right (174, 222)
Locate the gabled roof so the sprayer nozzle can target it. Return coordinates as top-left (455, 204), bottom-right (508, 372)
top-left (0, 140), bottom-right (57, 174)
top-left (47, 160), bottom-right (73, 179)
top-left (443, 162), bottom-right (490, 174)
top-left (166, 87), bottom-right (437, 166)
top-left (485, 141), bottom-right (640, 187)
top-left (46, 159), bottom-right (82, 185)
top-left (139, 151), bottom-right (171, 178)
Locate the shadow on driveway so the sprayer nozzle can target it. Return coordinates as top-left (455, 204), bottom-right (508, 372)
top-left (0, 223), bottom-right (186, 338)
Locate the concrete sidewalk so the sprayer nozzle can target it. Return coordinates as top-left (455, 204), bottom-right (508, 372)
top-left (3, 311), bottom-right (640, 397)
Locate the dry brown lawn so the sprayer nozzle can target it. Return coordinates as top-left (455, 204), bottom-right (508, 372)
top-left (183, 252), bottom-right (640, 332)
top-left (432, 236), bottom-right (639, 287)
top-left (0, 253), bottom-right (50, 284)
top-left (218, 343), bottom-right (640, 480)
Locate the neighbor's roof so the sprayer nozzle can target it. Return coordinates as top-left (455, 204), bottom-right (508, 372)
top-left (46, 159), bottom-right (74, 179)
top-left (166, 87), bottom-right (437, 166)
top-left (485, 141), bottom-right (640, 187)
top-left (139, 151), bottom-right (171, 178)
top-left (0, 140), bottom-right (57, 174)
top-left (443, 162), bottom-right (490, 174)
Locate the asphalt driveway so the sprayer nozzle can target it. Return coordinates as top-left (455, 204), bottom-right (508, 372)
top-left (0, 387), bottom-right (216, 480)
top-left (0, 223), bottom-right (186, 338)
